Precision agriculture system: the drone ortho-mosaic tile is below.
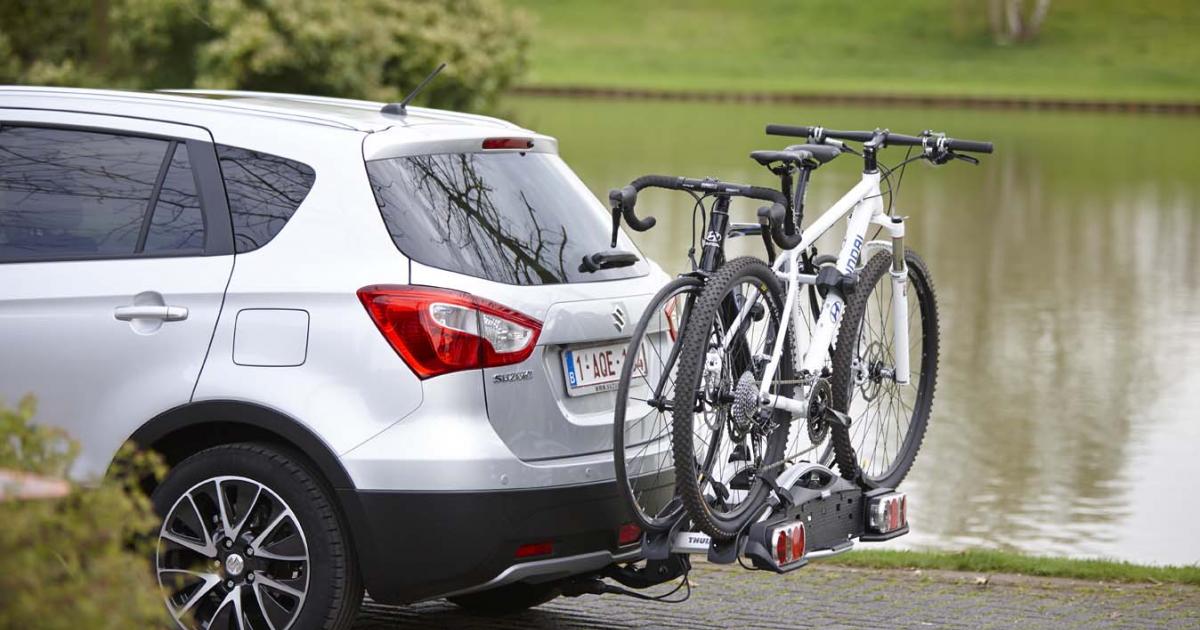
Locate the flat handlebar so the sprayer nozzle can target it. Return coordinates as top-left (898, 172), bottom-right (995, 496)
top-left (766, 124), bottom-right (994, 154)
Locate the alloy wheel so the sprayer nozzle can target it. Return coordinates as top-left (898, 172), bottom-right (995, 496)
top-left (157, 475), bottom-right (310, 630)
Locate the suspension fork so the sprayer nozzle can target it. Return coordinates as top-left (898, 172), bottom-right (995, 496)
top-left (887, 217), bottom-right (910, 385)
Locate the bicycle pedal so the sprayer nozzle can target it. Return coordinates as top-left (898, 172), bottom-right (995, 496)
top-left (824, 408), bottom-right (852, 428)
top-left (728, 443), bottom-right (750, 463)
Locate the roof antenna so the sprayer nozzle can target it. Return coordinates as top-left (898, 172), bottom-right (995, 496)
top-left (381, 62), bottom-right (446, 116)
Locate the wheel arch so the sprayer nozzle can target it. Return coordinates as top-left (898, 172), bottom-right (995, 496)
top-left (124, 399), bottom-right (355, 491)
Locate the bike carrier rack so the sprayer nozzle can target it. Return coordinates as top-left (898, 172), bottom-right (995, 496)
top-left (604, 461), bottom-right (909, 590)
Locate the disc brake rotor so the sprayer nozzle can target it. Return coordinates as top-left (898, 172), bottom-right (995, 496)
top-left (858, 341), bottom-right (887, 402)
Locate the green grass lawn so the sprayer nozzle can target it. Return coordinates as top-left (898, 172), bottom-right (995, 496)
top-left (823, 549), bottom-right (1200, 586)
top-left (506, 0), bottom-right (1200, 102)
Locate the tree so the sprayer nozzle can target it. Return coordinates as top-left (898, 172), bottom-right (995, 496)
top-left (0, 397), bottom-right (170, 629)
top-left (986, 0), bottom-right (1051, 44)
top-left (1, 0), bottom-right (530, 111)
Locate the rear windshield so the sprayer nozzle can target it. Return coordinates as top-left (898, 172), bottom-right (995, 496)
top-left (366, 152), bottom-right (647, 285)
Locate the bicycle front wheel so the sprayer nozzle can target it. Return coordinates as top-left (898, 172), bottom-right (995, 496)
top-left (829, 248), bottom-right (939, 489)
top-left (671, 257), bottom-right (794, 540)
top-left (613, 275), bottom-right (702, 532)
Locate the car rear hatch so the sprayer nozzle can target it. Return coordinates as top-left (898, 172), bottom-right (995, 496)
top-left (363, 129), bottom-right (671, 460)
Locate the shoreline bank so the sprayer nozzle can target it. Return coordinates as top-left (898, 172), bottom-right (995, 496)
top-left (511, 85), bottom-right (1200, 115)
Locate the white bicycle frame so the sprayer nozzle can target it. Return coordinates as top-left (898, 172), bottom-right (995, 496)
top-left (722, 169), bottom-right (910, 419)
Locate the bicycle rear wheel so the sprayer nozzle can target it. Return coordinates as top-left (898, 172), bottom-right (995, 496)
top-left (613, 275), bottom-right (703, 532)
top-left (671, 257), bottom-right (794, 540)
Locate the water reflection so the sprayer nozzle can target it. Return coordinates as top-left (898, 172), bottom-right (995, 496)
top-left (367, 151), bottom-right (646, 285)
top-left (507, 97), bottom-right (1200, 564)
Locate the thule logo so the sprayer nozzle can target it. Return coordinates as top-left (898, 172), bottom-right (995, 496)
top-left (612, 305), bottom-right (627, 332)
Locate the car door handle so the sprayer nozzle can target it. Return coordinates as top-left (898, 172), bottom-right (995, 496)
top-left (113, 305), bottom-right (189, 322)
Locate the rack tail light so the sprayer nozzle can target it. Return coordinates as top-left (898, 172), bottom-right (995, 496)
top-left (771, 521), bottom-right (806, 566)
top-left (868, 492), bottom-right (908, 535)
top-left (358, 285), bottom-right (541, 379)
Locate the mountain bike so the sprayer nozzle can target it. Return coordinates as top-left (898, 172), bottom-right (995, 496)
top-left (614, 125), bottom-right (993, 540)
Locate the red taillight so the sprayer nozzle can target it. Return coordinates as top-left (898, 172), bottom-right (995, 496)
top-left (772, 522), bottom-right (806, 566)
top-left (358, 285), bottom-right (541, 379)
top-left (515, 541), bottom-right (554, 559)
top-left (868, 492), bottom-right (909, 534)
top-left (775, 530), bottom-right (789, 564)
top-left (617, 523), bottom-right (642, 547)
top-left (664, 295), bottom-right (680, 342)
top-left (482, 137), bottom-right (534, 150)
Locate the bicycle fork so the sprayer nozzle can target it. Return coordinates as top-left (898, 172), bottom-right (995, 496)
top-left (887, 216), bottom-right (910, 385)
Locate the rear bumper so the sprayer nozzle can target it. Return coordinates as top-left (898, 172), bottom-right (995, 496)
top-left (337, 479), bottom-right (638, 604)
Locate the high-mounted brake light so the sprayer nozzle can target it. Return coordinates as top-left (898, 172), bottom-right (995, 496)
top-left (358, 286), bottom-right (541, 379)
top-left (482, 137), bottom-right (534, 150)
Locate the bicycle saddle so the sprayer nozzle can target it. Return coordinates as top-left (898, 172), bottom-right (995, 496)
top-left (750, 143), bottom-right (842, 168)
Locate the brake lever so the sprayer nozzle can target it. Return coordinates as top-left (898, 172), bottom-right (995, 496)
top-left (952, 152), bottom-right (980, 166)
top-left (609, 204), bottom-right (622, 248)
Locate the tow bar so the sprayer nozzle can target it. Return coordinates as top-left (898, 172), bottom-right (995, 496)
top-left (575, 461), bottom-right (909, 597)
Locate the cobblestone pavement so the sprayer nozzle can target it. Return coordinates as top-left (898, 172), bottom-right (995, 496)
top-left (353, 561), bottom-right (1200, 629)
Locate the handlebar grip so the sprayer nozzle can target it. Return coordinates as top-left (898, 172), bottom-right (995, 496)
top-left (607, 175), bottom-right (687, 233)
top-left (610, 185), bottom-right (656, 231)
top-left (945, 138), bottom-right (994, 154)
top-left (769, 123), bottom-right (876, 142)
top-left (765, 124), bottom-right (814, 138)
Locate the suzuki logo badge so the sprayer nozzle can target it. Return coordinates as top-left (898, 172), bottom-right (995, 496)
top-left (612, 305), bottom-right (627, 332)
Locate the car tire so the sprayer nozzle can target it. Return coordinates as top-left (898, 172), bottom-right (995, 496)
top-left (447, 582), bottom-right (561, 615)
top-left (152, 442), bottom-right (362, 630)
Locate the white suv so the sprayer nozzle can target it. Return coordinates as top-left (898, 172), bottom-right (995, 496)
top-left (0, 87), bottom-right (670, 628)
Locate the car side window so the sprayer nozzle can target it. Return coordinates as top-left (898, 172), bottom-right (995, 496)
top-left (0, 125), bottom-right (170, 261)
top-left (215, 145), bottom-right (315, 253)
top-left (143, 143), bottom-right (205, 253)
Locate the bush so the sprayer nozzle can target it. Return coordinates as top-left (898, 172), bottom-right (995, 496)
top-left (0, 396), bottom-right (170, 629)
top-left (1, 0), bottom-right (530, 111)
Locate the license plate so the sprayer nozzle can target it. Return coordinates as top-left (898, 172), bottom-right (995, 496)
top-left (561, 341), bottom-right (646, 397)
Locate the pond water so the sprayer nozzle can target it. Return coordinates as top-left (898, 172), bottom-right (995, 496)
top-left (506, 96), bottom-right (1200, 565)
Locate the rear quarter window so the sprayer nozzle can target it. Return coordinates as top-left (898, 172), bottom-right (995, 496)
top-left (216, 145), bottom-right (315, 253)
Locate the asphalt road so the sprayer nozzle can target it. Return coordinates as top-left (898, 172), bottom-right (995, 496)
top-left (352, 561), bottom-right (1200, 629)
